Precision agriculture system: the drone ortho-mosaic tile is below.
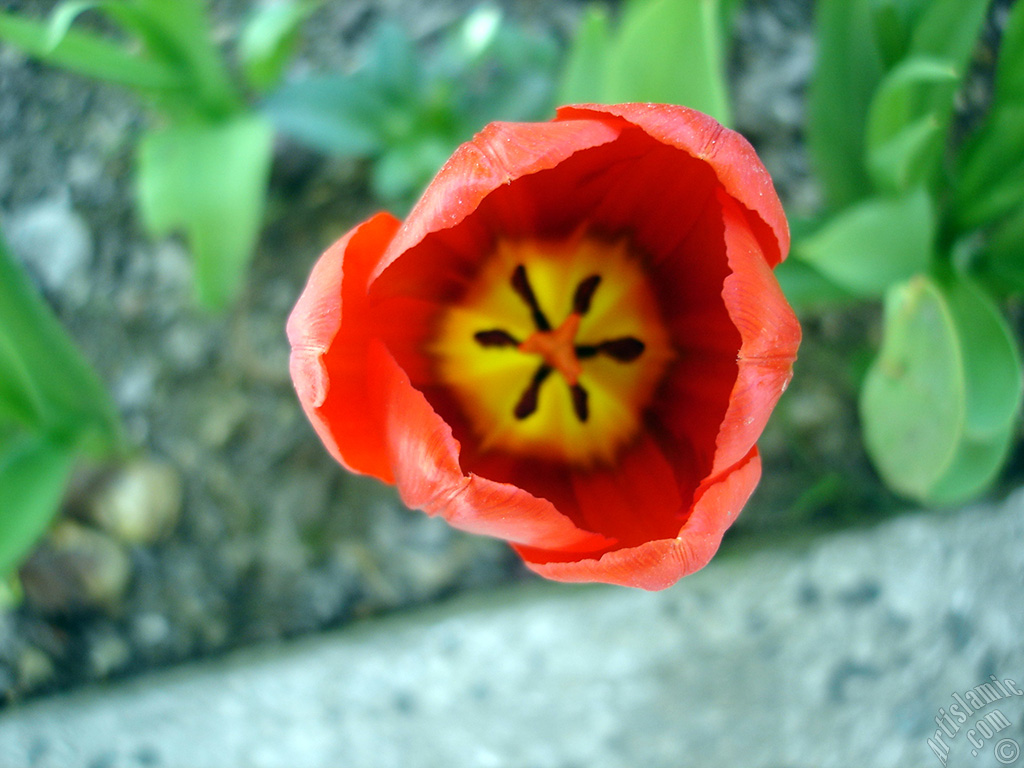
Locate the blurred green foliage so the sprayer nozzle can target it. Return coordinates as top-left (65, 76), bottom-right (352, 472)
top-left (558, 0), bottom-right (734, 126)
top-left (0, 234), bottom-right (124, 580)
top-left (0, 0), bottom-right (307, 309)
top-left (263, 6), bottom-right (559, 205)
top-left (785, 0), bottom-right (1024, 505)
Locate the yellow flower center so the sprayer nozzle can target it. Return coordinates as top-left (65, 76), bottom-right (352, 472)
top-left (431, 234), bottom-right (674, 466)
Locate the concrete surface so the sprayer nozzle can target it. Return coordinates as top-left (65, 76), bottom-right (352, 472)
top-left (1, 490), bottom-right (1023, 768)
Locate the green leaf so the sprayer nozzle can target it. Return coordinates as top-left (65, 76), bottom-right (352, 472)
top-left (860, 276), bottom-right (963, 501)
top-left (861, 274), bottom-right (1022, 505)
top-left (808, 0), bottom-right (885, 209)
top-left (136, 114), bottom-right (274, 309)
top-left (772, 257), bottom-right (857, 312)
top-left (239, 0), bottom-right (321, 93)
top-left (925, 423), bottom-right (1016, 505)
top-left (0, 433), bottom-right (75, 579)
top-left (604, 0), bottom-right (731, 126)
top-left (557, 5), bottom-right (612, 105)
top-left (981, 202), bottom-right (1024, 295)
top-left (363, 22), bottom-right (421, 103)
top-left (793, 189), bottom-right (934, 297)
top-left (106, 0), bottom-right (241, 118)
top-left (0, 9), bottom-right (184, 91)
top-left (870, 0), bottom-right (913, 68)
top-left (907, 0), bottom-right (989, 73)
top-left (371, 138), bottom-right (453, 204)
top-left (953, 2), bottom-right (1024, 232)
top-left (0, 236), bottom-right (123, 455)
top-left (45, 1), bottom-right (102, 50)
top-left (262, 75), bottom-right (389, 156)
top-left (864, 56), bottom-right (958, 194)
top-left (941, 274), bottom-right (1023, 440)
top-left (993, 0), bottom-right (1024, 105)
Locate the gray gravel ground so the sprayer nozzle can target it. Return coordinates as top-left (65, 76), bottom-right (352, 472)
top-left (0, 0), bottom-right (837, 705)
top-left (0, 488), bottom-right (1021, 768)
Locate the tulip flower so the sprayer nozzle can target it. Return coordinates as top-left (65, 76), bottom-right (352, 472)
top-left (288, 103), bottom-right (800, 589)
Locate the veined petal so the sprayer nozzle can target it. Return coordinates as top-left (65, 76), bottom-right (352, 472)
top-left (287, 212), bottom-right (402, 482)
top-left (556, 103), bottom-right (790, 266)
top-left (516, 447), bottom-right (761, 590)
top-left (368, 339), bottom-right (615, 552)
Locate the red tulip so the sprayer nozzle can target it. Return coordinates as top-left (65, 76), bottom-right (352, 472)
top-left (288, 103), bottom-right (800, 590)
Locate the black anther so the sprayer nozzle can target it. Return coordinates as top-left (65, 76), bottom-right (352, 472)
top-left (513, 365), bottom-right (553, 420)
top-left (575, 336), bottom-right (645, 362)
top-left (572, 275), bottom-right (602, 315)
top-left (510, 264), bottom-right (551, 331)
top-left (474, 329), bottom-right (520, 347)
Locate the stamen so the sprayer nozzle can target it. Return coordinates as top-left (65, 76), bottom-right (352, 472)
top-left (474, 266), bottom-right (646, 427)
top-left (572, 275), bottom-right (602, 315)
top-left (575, 337), bottom-right (646, 362)
top-left (474, 329), bottom-right (520, 347)
top-left (570, 383), bottom-right (589, 422)
top-left (513, 365), bottom-right (553, 420)
top-left (511, 265), bottom-right (551, 331)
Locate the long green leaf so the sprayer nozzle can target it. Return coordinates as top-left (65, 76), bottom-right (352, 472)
top-left (908, 0), bottom-right (989, 73)
top-left (0, 236), bottom-right (123, 455)
top-left (604, 0), bottom-right (731, 126)
top-left (0, 9), bottom-right (184, 91)
top-left (0, 433), bottom-right (75, 579)
top-left (89, 0), bottom-right (241, 118)
top-left (864, 56), bottom-right (958, 194)
top-left (953, 2), bottom-right (1024, 232)
top-left (557, 5), bottom-right (612, 105)
top-left (136, 114), bottom-right (274, 309)
top-left (808, 0), bottom-right (884, 209)
top-left (981, 202), bottom-right (1024, 295)
top-left (239, 0), bottom-right (322, 94)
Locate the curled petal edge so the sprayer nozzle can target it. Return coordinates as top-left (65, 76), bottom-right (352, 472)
top-left (517, 447), bottom-right (762, 590)
top-left (557, 103), bottom-right (790, 266)
top-left (287, 212), bottom-right (402, 482)
top-left (368, 339), bottom-right (616, 554)
top-left (710, 192), bottom-right (801, 478)
top-left (371, 117), bottom-right (622, 282)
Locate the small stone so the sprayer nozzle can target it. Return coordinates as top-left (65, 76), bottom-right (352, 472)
top-left (19, 521), bottom-right (132, 615)
top-left (2, 190), bottom-right (93, 306)
top-left (86, 629), bottom-right (130, 678)
top-left (16, 646), bottom-right (55, 691)
top-left (88, 459), bottom-right (183, 544)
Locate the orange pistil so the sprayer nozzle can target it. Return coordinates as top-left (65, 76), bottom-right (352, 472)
top-left (518, 313), bottom-right (583, 385)
top-left (431, 236), bottom-right (674, 464)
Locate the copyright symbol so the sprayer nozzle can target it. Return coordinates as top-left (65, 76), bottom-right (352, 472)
top-left (995, 738), bottom-right (1020, 765)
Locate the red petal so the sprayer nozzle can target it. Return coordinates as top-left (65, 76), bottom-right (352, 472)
top-left (517, 447), bottom-right (762, 590)
top-left (287, 212), bottom-right (401, 482)
top-left (368, 339), bottom-right (615, 553)
top-left (711, 191), bottom-right (801, 478)
top-left (643, 188), bottom-right (742, 495)
top-left (556, 103), bottom-right (790, 266)
top-left (567, 434), bottom-right (685, 546)
top-left (371, 118), bottom-right (622, 284)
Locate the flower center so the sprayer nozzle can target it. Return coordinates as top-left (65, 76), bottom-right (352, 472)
top-left (431, 235), bottom-right (673, 465)
top-left (472, 265), bottom-right (648, 425)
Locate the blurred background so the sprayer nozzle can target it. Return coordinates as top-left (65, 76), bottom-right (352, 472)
top-left (0, 0), bottom-right (1021, 765)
